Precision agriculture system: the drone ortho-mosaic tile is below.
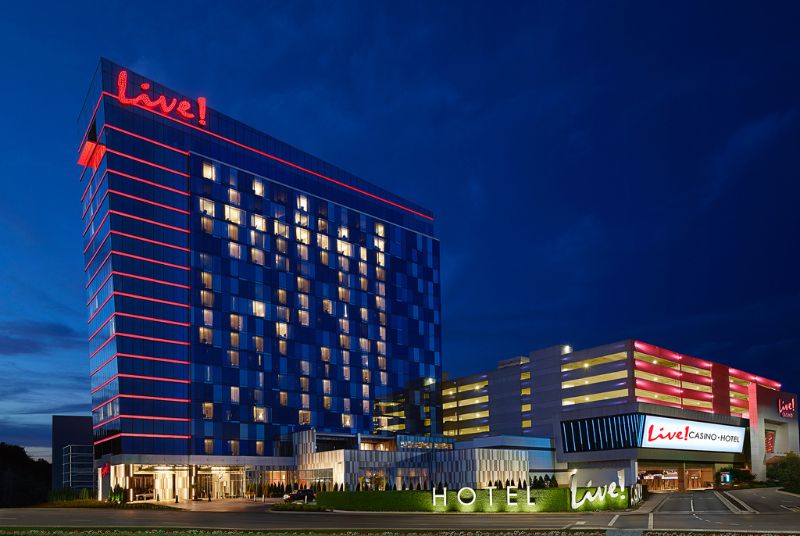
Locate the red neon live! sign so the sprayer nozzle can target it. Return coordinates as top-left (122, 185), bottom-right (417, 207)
top-left (116, 70), bottom-right (207, 126)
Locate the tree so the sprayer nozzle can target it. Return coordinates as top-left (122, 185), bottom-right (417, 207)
top-left (550, 474), bottom-right (559, 488)
top-left (767, 452), bottom-right (800, 493)
top-left (0, 443), bottom-right (51, 507)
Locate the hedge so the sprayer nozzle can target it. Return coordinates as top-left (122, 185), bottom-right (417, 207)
top-left (317, 487), bottom-right (628, 512)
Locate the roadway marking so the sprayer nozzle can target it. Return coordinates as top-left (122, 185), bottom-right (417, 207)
top-left (648, 513), bottom-right (654, 529)
top-left (714, 490), bottom-right (741, 514)
top-left (690, 496), bottom-right (695, 512)
top-left (608, 514), bottom-right (619, 527)
top-left (575, 520), bottom-right (586, 525)
top-left (724, 491), bottom-right (758, 513)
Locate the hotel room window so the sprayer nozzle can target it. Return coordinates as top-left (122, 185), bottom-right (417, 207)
top-left (199, 198), bottom-right (215, 216)
top-left (321, 347), bottom-right (331, 362)
top-left (202, 216), bottom-right (213, 234)
top-left (198, 327), bottom-right (212, 344)
top-left (230, 386), bottom-right (240, 404)
top-left (253, 335), bottom-right (264, 352)
top-left (298, 310), bottom-right (310, 326)
top-left (300, 377), bottom-right (309, 392)
top-left (251, 214), bottom-right (266, 231)
top-left (297, 194), bottom-right (308, 211)
top-left (230, 332), bottom-right (239, 348)
top-left (227, 350), bottom-right (239, 368)
top-left (255, 441), bottom-right (264, 456)
top-left (252, 178), bottom-right (264, 196)
top-left (202, 162), bottom-right (215, 180)
top-left (297, 277), bottom-right (310, 293)
top-left (251, 300), bottom-right (266, 317)
top-left (322, 299), bottom-right (333, 315)
top-left (253, 406), bottom-right (267, 422)
top-left (375, 222), bottom-right (385, 237)
top-left (276, 322), bottom-right (288, 339)
top-left (228, 440), bottom-right (239, 456)
top-left (342, 414), bottom-right (352, 428)
top-left (338, 226), bottom-right (348, 239)
top-left (202, 402), bottom-right (214, 420)
top-left (204, 439), bottom-right (213, 455)
top-left (228, 188), bottom-right (241, 205)
top-left (251, 248), bottom-right (265, 265)
top-left (296, 227), bottom-right (310, 244)
top-left (224, 205), bottom-right (242, 224)
top-left (279, 391), bottom-right (288, 406)
top-left (228, 242), bottom-right (241, 259)
top-left (278, 340), bottom-right (287, 355)
top-left (203, 309), bottom-right (213, 327)
top-left (299, 410), bottom-right (311, 425)
top-left (362, 400), bottom-right (370, 414)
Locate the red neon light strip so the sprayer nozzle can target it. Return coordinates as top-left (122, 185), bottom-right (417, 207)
top-left (105, 124), bottom-right (190, 155)
top-left (83, 204), bottom-right (110, 238)
top-left (99, 90), bottom-right (433, 221)
top-left (90, 352), bottom-right (188, 377)
top-left (115, 332), bottom-right (190, 346)
top-left (87, 290), bottom-right (113, 323)
top-left (83, 232), bottom-right (110, 270)
top-left (111, 291), bottom-right (190, 308)
top-left (89, 333), bottom-right (115, 359)
top-left (94, 432), bottom-right (190, 445)
top-left (81, 170), bottom-right (109, 219)
top-left (89, 311), bottom-right (189, 342)
top-left (108, 189), bottom-right (190, 215)
top-left (112, 251), bottom-right (190, 271)
top-left (93, 414), bottom-right (191, 430)
top-left (105, 148), bottom-right (189, 177)
top-left (91, 372), bottom-right (190, 394)
top-left (107, 168), bottom-right (189, 196)
top-left (111, 271), bottom-right (190, 289)
top-left (92, 393), bottom-right (190, 412)
top-left (110, 230), bottom-right (190, 252)
top-left (108, 210), bottom-right (189, 233)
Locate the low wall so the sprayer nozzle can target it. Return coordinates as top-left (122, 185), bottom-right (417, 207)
top-left (317, 487), bottom-right (630, 512)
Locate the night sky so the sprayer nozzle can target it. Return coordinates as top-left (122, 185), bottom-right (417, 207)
top-left (1, 1), bottom-right (798, 459)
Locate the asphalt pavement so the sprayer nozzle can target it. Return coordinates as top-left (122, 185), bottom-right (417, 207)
top-left (0, 488), bottom-right (798, 532)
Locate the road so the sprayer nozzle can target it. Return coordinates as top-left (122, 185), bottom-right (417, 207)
top-left (0, 488), bottom-right (798, 531)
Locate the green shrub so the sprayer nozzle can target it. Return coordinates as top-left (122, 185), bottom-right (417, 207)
top-left (767, 452), bottom-right (800, 493)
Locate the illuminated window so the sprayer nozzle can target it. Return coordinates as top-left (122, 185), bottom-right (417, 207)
top-left (202, 216), bottom-right (213, 233)
top-left (279, 391), bottom-right (288, 406)
top-left (199, 327), bottom-right (212, 344)
top-left (277, 289), bottom-right (287, 305)
top-left (299, 410), bottom-right (311, 425)
top-left (337, 239), bottom-right (352, 256)
top-left (522, 419), bottom-right (532, 428)
top-left (342, 414), bottom-right (352, 428)
top-left (228, 439), bottom-right (239, 456)
top-left (375, 222), bottom-right (385, 237)
top-left (255, 440), bottom-right (264, 456)
top-left (520, 372), bottom-right (531, 380)
top-left (201, 291), bottom-right (214, 308)
top-left (228, 188), bottom-right (240, 206)
top-left (204, 439), bottom-right (213, 455)
top-left (253, 406), bottom-right (267, 423)
top-left (322, 299), bottom-right (333, 315)
top-left (202, 162), bottom-right (215, 180)
top-left (342, 366), bottom-right (350, 381)
top-left (253, 335), bottom-right (264, 352)
top-left (251, 248), bottom-right (265, 265)
top-left (297, 277), bottom-right (310, 293)
top-left (229, 314), bottom-right (241, 331)
top-left (251, 300), bottom-right (266, 317)
top-left (338, 287), bottom-right (350, 302)
top-left (300, 376), bottom-right (309, 391)
top-left (230, 386), bottom-right (240, 404)
top-left (202, 402), bottom-right (214, 419)
top-left (252, 178), bottom-right (264, 196)
top-left (379, 371), bottom-right (388, 385)
top-left (521, 403), bottom-right (531, 412)
top-left (251, 214), bottom-right (266, 231)
top-left (201, 271), bottom-right (212, 289)
top-left (228, 242), bottom-right (241, 259)
top-left (362, 400), bottom-right (370, 414)
top-left (199, 198), bottom-right (215, 216)
top-left (203, 309), bottom-right (213, 327)
top-left (230, 332), bottom-right (239, 347)
top-left (458, 395), bottom-right (489, 407)
top-left (278, 340), bottom-right (287, 355)
top-left (298, 310), bottom-right (310, 326)
top-left (376, 252), bottom-right (385, 267)
top-left (224, 205), bottom-right (242, 224)
top-left (317, 234), bottom-right (329, 250)
top-left (338, 226), bottom-right (349, 239)
top-left (273, 221), bottom-right (289, 238)
top-left (320, 250), bottom-right (329, 265)
top-left (296, 194), bottom-right (308, 211)
top-left (375, 296), bottom-right (385, 310)
top-left (362, 369), bottom-right (371, 383)
top-left (321, 347), bottom-right (331, 362)
top-left (373, 237), bottom-right (385, 251)
top-left (276, 322), bottom-right (288, 339)
top-left (228, 350), bottom-right (239, 367)
top-left (297, 244), bottom-right (309, 260)
top-left (360, 338), bottom-right (371, 352)
top-left (296, 228), bottom-right (310, 244)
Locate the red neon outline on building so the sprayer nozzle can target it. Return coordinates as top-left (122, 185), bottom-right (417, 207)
top-left (109, 230), bottom-right (190, 252)
top-left (93, 84), bottom-right (433, 221)
top-left (91, 373), bottom-right (190, 395)
top-left (90, 352), bottom-right (189, 377)
top-left (105, 148), bottom-right (190, 177)
top-left (93, 414), bottom-right (191, 430)
top-left (107, 168), bottom-right (190, 196)
top-left (92, 394), bottom-right (190, 412)
top-left (94, 432), bottom-right (190, 445)
top-left (111, 251), bottom-right (191, 271)
top-left (107, 190), bottom-right (190, 215)
top-left (108, 210), bottom-right (189, 233)
top-left (105, 124), bottom-right (190, 155)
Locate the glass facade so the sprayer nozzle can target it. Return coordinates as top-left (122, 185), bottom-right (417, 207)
top-left (79, 59), bottom-right (441, 459)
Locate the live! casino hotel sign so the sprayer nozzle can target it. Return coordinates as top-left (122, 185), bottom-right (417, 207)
top-left (115, 70), bottom-right (207, 126)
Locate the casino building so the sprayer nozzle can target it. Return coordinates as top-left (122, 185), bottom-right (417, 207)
top-left (444, 340), bottom-right (799, 492)
top-left (78, 59), bottom-right (444, 499)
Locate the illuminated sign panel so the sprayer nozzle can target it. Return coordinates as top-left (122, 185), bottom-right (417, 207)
top-left (641, 415), bottom-right (745, 453)
top-left (778, 397), bottom-right (796, 418)
top-left (116, 70), bottom-right (207, 126)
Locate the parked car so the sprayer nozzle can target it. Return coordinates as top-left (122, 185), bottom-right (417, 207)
top-left (283, 489), bottom-right (316, 503)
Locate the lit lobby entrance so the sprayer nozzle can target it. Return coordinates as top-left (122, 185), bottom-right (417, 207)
top-left (639, 464), bottom-right (714, 492)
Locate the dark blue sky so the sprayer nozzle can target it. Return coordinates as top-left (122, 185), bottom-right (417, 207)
top-left (1, 1), bottom-right (798, 457)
